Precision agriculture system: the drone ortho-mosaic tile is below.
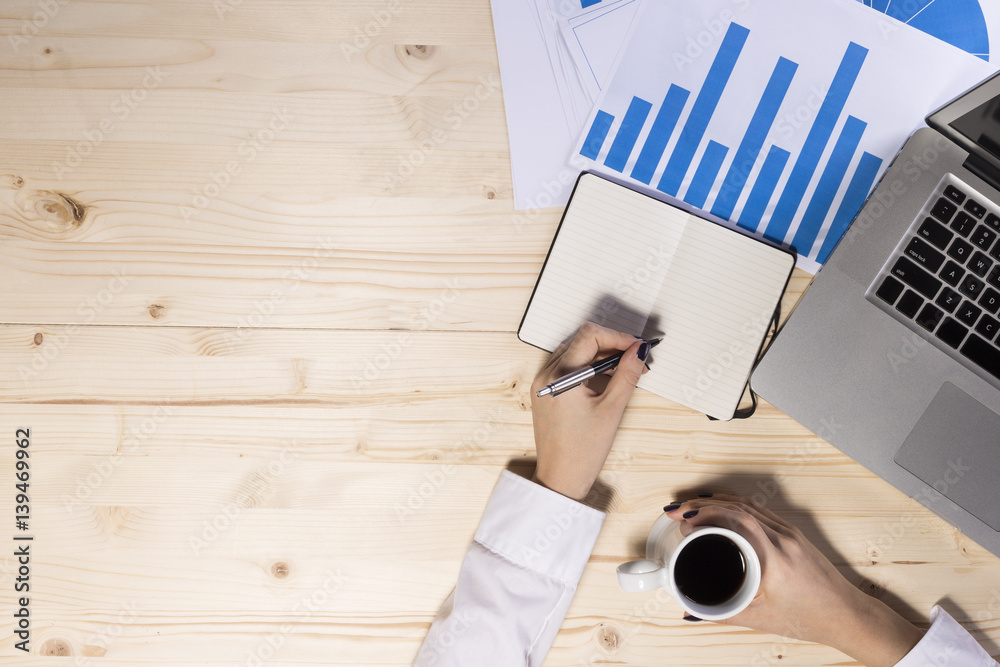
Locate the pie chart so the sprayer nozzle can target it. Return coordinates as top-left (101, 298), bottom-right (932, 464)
top-left (859, 0), bottom-right (990, 60)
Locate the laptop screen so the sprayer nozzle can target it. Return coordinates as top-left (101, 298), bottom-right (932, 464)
top-left (928, 70), bottom-right (1000, 172)
top-left (949, 96), bottom-right (1000, 160)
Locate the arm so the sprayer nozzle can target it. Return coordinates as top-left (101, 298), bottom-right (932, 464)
top-left (666, 495), bottom-right (998, 666)
top-left (413, 323), bottom-right (650, 666)
top-left (412, 470), bottom-right (604, 667)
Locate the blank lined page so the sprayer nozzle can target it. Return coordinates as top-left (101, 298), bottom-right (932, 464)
top-left (519, 174), bottom-right (794, 419)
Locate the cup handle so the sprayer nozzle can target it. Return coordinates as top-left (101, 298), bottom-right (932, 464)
top-left (616, 559), bottom-right (667, 592)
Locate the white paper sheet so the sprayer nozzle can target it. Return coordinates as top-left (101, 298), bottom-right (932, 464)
top-left (569, 0), bottom-right (996, 274)
top-left (560, 0), bottom-right (641, 100)
top-left (853, 0), bottom-right (998, 63)
top-left (491, 0), bottom-right (638, 210)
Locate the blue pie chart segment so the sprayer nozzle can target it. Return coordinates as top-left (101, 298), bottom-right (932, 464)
top-left (864, 0), bottom-right (990, 61)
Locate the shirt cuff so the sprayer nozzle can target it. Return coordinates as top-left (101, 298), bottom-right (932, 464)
top-left (894, 605), bottom-right (998, 666)
top-left (474, 470), bottom-right (606, 587)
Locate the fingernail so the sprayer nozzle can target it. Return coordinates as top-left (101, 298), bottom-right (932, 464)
top-left (663, 504), bottom-right (680, 512)
top-left (697, 493), bottom-right (713, 498)
top-left (644, 362), bottom-right (651, 371)
top-left (683, 509), bottom-right (699, 519)
top-left (683, 615), bottom-right (702, 622)
top-left (637, 342), bottom-right (650, 361)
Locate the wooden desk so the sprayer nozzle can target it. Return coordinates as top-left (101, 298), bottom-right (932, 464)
top-left (0, 1), bottom-right (997, 664)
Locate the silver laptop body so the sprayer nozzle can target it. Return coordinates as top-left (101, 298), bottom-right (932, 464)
top-left (753, 71), bottom-right (1000, 557)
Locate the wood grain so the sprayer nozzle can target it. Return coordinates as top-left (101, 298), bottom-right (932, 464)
top-left (0, 0), bottom-right (997, 665)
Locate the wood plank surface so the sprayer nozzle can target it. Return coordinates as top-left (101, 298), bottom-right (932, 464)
top-left (0, 1), bottom-right (998, 665)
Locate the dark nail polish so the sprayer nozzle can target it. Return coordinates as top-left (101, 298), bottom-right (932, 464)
top-left (697, 493), bottom-right (713, 498)
top-left (637, 342), bottom-right (650, 361)
top-left (683, 614), bottom-right (702, 622)
top-left (683, 509), bottom-right (699, 519)
top-left (663, 504), bottom-right (680, 512)
top-left (644, 362), bottom-right (651, 371)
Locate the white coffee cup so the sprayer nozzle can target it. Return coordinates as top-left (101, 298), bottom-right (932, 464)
top-left (616, 513), bottom-right (761, 621)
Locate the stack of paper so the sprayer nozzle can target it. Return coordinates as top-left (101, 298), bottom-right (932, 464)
top-left (491, 0), bottom-right (1000, 273)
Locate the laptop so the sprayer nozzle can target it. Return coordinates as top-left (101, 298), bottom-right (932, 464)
top-left (753, 70), bottom-right (1000, 557)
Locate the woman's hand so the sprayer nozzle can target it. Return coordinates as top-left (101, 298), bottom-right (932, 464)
top-left (529, 322), bottom-right (650, 501)
top-left (666, 495), bottom-right (924, 667)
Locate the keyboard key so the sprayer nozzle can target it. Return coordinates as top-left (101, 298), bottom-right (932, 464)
top-left (876, 276), bottom-right (905, 305)
top-left (957, 302), bottom-right (982, 326)
top-left (916, 303), bottom-right (944, 331)
top-left (976, 315), bottom-right (1000, 340)
top-left (971, 226), bottom-right (997, 250)
top-left (965, 199), bottom-right (987, 218)
top-left (970, 251), bottom-right (993, 277)
top-left (961, 334), bottom-right (1000, 379)
top-left (936, 317), bottom-right (968, 349)
top-left (935, 287), bottom-right (961, 313)
top-left (939, 260), bottom-right (965, 286)
top-left (896, 290), bottom-right (923, 318)
top-left (987, 212), bottom-right (1000, 232)
top-left (891, 257), bottom-right (942, 299)
top-left (944, 185), bottom-right (966, 204)
top-left (918, 218), bottom-right (953, 250)
top-left (948, 237), bottom-right (973, 263)
top-left (989, 265), bottom-right (1000, 290)
top-left (982, 287), bottom-right (1000, 314)
top-left (992, 238), bottom-right (1000, 261)
top-left (960, 274), bottom-right (985, 298)
top-left (904, 237), bottom-right (945, 272)
top-left (951, 212), bottom-right (976, 237)
top-left (931, 198), bottom-right (958, 222)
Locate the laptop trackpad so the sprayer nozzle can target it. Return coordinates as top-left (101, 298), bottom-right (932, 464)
top-left (894, 382), bottom-right (1000, 532)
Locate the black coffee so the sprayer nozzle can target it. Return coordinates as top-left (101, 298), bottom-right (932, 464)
top-left (674, 534), bottom-right (746, 606)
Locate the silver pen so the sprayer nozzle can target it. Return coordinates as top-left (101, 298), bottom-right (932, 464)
top-left (536, 338), bottom-right (661, 397)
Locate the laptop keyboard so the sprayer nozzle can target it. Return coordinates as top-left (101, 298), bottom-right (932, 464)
top-left (867, 176), bottom-right (1000, 385)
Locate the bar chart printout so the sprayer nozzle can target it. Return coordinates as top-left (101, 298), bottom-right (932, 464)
top-left (577, 20), bottom-right (886, 268)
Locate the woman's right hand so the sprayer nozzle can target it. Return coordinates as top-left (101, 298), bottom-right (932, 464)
top-left (665, 495), bottom-right (924, 667)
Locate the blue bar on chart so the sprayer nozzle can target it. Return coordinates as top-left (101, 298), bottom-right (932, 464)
top-left (656, 22), bottom-right (751, 196)
top-left (816, 151), bottom-right (883, 263)
top-left (580, 110), bottom-right (615, 160)
top-left (765, 41), bottom-right (869, 243)
top-left (737, 145), bottom-right (791, 232)
top-left (582, 0), bottom-right (602, 7)
top-left (684, 141), bottom-right (729, 208)
top-left (711, 56), bottom-right (798, 221)
top-left (630, 84), bottom-right (690, 184)
top-left (790, 115), bottom-right (868, 253)
top-left (604, 96), bottom-right (653, 172)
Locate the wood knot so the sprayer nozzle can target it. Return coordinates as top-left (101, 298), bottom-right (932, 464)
top-left (484, 187), bottom-right (496, 200)
top-left (270, 561), bottom-right (291, 579)
top-left (40, 638), bottom-right (72, 656)
top-left (43, 47), bottom-right (52, 55)
top-left (148, 304), bottom-right (164, 319)
top-left (33, 333), bottom-right (43, 346)
top-left (16, 189), bottom-right (89, 233)
top-left (597, 624), bottom-right (623, 653)
top-left (8, 175), bottom-right (24, 189)
top-left (404, 44), bottom-right (433, 59)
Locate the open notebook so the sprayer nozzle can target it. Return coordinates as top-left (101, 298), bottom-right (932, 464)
top-left (518, 173), bottom-right (795, 420)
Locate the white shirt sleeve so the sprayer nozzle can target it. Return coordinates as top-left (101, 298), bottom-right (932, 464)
top-left (413, 470), bottom-right (606, 667)
top-left (894, 605), bottom-right (999, 666)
